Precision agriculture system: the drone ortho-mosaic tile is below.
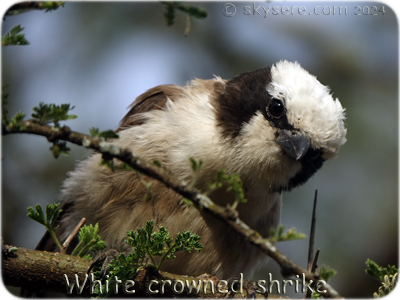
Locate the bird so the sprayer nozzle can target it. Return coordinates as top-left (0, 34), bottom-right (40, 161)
top-left (36, 60), bottom-right (346, 281)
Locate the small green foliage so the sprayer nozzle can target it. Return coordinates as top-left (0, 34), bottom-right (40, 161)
top-left (207, 169), bottom-right (247, 210)
top-left (34, 102), bottom-right (75, 157)
top-left (31, 102), bottom-right (77, 127)
top-left (89, 127), bottom-right (100, 137)
top-left (366, 259), bottom-right (398, 297)
top-left (162, 1), bottom-right (177, 26)
top-left (100, 157), bottom-right (115, 172)
top-left (71, 224), bottom-right (107, 258)
top-left (27, 203), bottom-right (63, 250)
top-left (91, 249), bottom-right (142, 297)
top-left (175, 3), bottom-right (208, 19)
top-left (366, 259), bottom-right (398, 281)
top-left (2, 88), bottom-right (27, 130)
top-left (27, 203), bottom-right (61, 229)
top-left (9, 112), bottom-right (27, 131)
top-left (181, 198), bottom-right (194, 206)
top-left (2, 85), bottom-right (10, 125)
top-left (90, 127), bottom-right (119, 139)
top-left (174, 231), bottom-right (203, 254)
top-left (188, 157), bottom-right (203, 189)
top-left (120, 163), bottom-right (134, 170)
top-left (161, 2), bottom-right (207, 36)
top-left (2, 25), bottom-right (29, 46)
top-left (318, 265), bottom-right (337, 282)
top-left (311, 292), bottom-right (322, 299)
top-left (90, 221), bottom-right (203, 297)
top-left (153, 160), bottom-right (162, 168)
top-left (189, 157), bottom-right (203, 172)
top-left (99, 130), bottom-right (119, 139)
top-left (311, 265), bottom-right (337, 300)
top-left (41, 1), bottom-right (65, 12)
top-left (125, 220), bottom-right (203, 270)
top-left (256, 225), bottom-right (306, 243)
top-left (50, 140), bottom-right (70, 158)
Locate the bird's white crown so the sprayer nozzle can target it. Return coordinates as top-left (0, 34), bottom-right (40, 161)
top-left (267, 60), bottom-right (347, 158)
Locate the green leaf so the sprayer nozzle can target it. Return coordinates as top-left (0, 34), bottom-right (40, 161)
top-left (2, 87), bottom-right (27, 129)
top-left (120, 163), bottom-right (134, 170)
top-left (45, 203), bottom-right (62, 228)
top-left (90, 220), bottom-right (203, 296)
top-left (174, 231), bottom-right (203, 253)
top-left (31, 102), bottom-right (77, 127)
top-left (71, 223), bottom-right (107, 257)
top-left (206, 169), bottom-right (247, 209)
top-left (160, 2), bottom-right (207, 36)
top-left (319, 265), bottom-right (337, 282)
top-left (27, 203), bottom-right (63, 250)
top-left (153, 160), bottom-right (162, 168)
top-left (50, 140), bottom-right (70, 158)
top-left (176, 4), bottom-right (207, 19)
top-left (90, 127), bottom-right (119, 140)
top-left (27, 204), bottom-right (46, 225)
top-left (9, 112), bottom-right (26, 130)
top-left (41, 1), bottom-right (65, 12)
top-left (2, 25), bottom-right (29, 46)
top-left (181, 198), bottom-right (194, 206)
top-left (98, 130), bottom-right (119, 139)
top-left (311, 292), bottom-right (322, 299)
top-left (100, 158), bottom-right (114, 172)
top-left (366, 259), bottom-right (398, 282)
top-left (2, 85), bottom-right (10, 125)
top-left (89, 127), bottom-right (100, 137)
top-left (259, 225), bottom-right (306, 243)
top-left (126, 220), bottom-right (202, 270)
top-left (189, 157), bottom-right (203, 172)
top-left (162, 2), bottom-right (179, 26)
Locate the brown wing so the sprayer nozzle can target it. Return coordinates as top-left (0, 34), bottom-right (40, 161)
top-left (117, 84), bottom-right (185, 132)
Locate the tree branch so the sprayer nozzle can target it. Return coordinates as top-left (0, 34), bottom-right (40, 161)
top-left (2, 244), bottom-right (260, 298)
top-left (2, 120), bottom-right (342, 298)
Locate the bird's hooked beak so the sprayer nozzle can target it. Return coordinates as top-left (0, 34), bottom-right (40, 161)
top-left (275, 129), bottom-right (310, 161)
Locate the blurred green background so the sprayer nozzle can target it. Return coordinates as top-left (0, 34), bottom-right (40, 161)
top-left (1, 1), bottom-right (398, 297)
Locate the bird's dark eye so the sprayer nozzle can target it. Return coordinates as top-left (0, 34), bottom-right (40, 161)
top-left (268, 99), bottom-right (285, 118)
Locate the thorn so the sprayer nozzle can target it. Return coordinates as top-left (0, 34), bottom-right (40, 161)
top-left (307, 190), bottom-right (318, 271)
top-left (311, 249), bottom-right (320, 273)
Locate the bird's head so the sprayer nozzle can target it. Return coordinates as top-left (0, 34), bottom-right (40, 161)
top-left (214, 60), bottom-right (347, 191)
